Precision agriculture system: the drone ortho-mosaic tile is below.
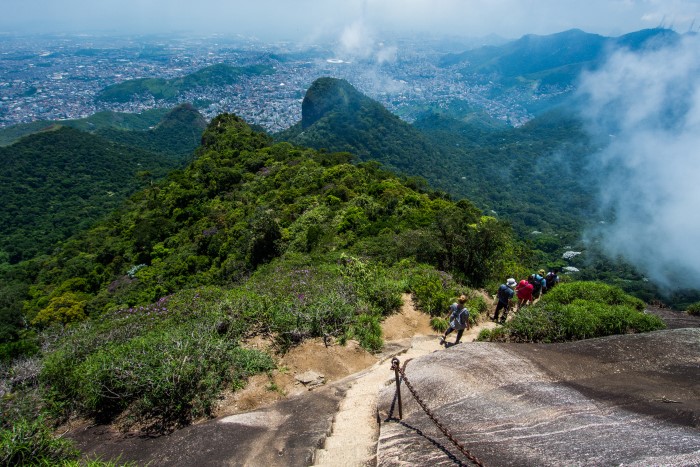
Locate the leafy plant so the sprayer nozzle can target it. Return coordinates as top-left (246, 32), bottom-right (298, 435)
top-left (0, 416), bottom-right (79, 466)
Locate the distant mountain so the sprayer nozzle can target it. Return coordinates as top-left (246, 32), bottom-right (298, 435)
top-left (0, 108), bottom-right (170, 147)
top-left (276, 77), bottom-right (452, 181)
top-left (96, 63), bottom-right (274, 103)
top-left (0, 106), bottom-right (206, 263)
top-left (96, 103), bottom-right (207, 157)
top-left (440, 28), bottom-right (680, 113)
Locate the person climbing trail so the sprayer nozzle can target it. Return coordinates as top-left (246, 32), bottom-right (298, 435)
top-left (493, 278), bottom-right (517, 324)
top-left (440, 294), bottom-right (470, 346)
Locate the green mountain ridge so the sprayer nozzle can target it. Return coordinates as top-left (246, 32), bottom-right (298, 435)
top-left (440, 28), bottom-right (681, 114)
top-left (0, 108), bottom-right (171, 147)
top-left (96, 63), bottom-right (275, 103)
top-left (277, 77), bottom-right (453, 181)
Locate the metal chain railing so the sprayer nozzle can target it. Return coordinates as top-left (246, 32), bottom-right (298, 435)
top-left (390, 357), bottom-right (485, 467)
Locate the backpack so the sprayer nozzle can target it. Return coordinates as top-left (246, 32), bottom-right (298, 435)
top-left (545, 272), bottom-right (558, 289)
top-left (530, 274), bottom-right (543, 294)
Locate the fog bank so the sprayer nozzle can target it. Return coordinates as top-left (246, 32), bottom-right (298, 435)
top-left (578, 34), bottom-right (700, 289)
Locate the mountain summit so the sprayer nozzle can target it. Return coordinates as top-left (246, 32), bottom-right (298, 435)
top-left (301, 78), bottom-right (370, 129)
top-left (279, 77), bottom-right (445, 176)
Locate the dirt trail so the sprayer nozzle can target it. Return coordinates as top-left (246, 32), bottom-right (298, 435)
top-left (313, 293), bottom-right (497, 466)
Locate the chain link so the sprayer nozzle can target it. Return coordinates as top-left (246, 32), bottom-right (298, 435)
top-left (391, 357), bottom-right (485, 467)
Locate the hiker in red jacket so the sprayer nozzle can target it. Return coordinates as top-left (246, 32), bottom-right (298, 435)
top-left (515, 279), bottom-right (534, 312)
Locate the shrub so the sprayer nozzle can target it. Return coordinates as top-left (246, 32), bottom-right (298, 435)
top-left (541, 281), bottom-right (645, 310)
top-left (430, 317), bottom-right (448, 333)
top-left (687, 302), bottom-right (700, 316)
top-left (500, 283), bottom-right (666, 343)
top-left (0, 416), bottom-right (79, 466)
top-left (476, 328), bottom-right (492, 341)
top-left (42, 323), bottom-right (274, 431)
top-left (467, 295), bottom-right (488, 315)
top-left (408, 269), bottom-right (456, 316)
top-left (351, 313), bottom-right (383, 352)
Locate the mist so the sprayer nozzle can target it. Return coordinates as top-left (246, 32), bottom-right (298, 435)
top-left (577, 33), bottom-right (700, 289)
top-left (3, 0), bottom-right (700, 41)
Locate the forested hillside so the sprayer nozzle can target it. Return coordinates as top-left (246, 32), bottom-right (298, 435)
top-left (276, 77), bottom-right (452, 180)
top-left (0, 115), bottom-right (528, 446)
top-left (0, 105), bottom-right (207, 264)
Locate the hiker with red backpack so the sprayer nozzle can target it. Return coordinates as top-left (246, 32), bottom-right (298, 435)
top-left (516, 279), bottom-right (534, 311)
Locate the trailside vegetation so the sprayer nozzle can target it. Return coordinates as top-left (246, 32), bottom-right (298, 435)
top-left (477, 281), bottom-right (666, 343)
top-left (1, 114), bottom-right (524, 456)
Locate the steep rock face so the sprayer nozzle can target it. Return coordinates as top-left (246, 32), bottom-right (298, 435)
top-left (377, 328), bottom-right (700, 466)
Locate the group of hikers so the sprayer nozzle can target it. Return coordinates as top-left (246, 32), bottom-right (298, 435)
top-left (440, 268), bottom-right (560, 346)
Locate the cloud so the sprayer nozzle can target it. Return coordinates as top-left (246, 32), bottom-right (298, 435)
top-left (577, 34), bottom-right (700, 289)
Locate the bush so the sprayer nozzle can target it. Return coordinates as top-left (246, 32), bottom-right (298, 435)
top-left (0, 416), bottom-right (79, 466)
top-left (430, 317), bottom-right (448, 333)
top-left (351, 313), bottom-right (383, 352)
top-left (541, 281), bottom-right (645, 310)
top-left (687, 302), bottom-right (700, 316)
top-left (42, 323), bottom-right (274, 431)
top-left (408, 268), bottom-right (457, 316)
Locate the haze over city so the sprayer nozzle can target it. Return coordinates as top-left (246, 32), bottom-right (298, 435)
top-left (3, 0), bottom-right (700, 40)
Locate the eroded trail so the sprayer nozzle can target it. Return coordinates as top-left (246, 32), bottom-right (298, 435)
top-left (313, 293), bottom-right (497, 466)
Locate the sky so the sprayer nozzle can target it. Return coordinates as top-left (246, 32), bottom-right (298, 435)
top-left (577, 33), bottom-right (700, 290)
top-left (2, 0), bottom-right (700, 41)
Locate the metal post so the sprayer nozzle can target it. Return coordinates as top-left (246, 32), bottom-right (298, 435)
top-left (392, 357), bottom-right (402, 419)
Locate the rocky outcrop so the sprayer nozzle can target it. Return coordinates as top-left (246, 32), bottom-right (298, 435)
top-left (377, 328), bottom-right (700, 466)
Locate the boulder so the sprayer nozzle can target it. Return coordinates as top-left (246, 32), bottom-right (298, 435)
top-left (377, 328), bottom-right (700, 466)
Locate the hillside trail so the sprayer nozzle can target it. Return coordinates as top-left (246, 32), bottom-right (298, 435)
top-left (312, 293), bottom-right (498, 467)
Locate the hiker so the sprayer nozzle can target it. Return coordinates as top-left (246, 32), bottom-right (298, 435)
top-left (440, 294), bottom-right (470, 345)
top-left (543, 269), bottom-right (560, 294)
top-left (493, 278), bottom-right (517, 324)
top-left (516, 279), bottom-right (534, 311)
top-left (529, 269), bottom-right (547, 300)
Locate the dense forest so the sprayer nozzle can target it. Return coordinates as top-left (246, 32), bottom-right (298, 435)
top-left (277, 77), bottom-right (700, 306)
top-left (0, 104), bottom-right (207, 264)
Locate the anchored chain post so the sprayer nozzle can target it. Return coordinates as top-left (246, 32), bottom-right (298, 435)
top-left (391, 357), bottom-right (403, 419)
top-left (390, 357), bottom-right (485, 467)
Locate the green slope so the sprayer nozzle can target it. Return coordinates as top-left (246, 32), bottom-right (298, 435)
top-left (276, 78), bottom-right (452, 181)
top-left (0, 108), bottom-right (170, 147)
top-left (0, 127), bottom-right (185, 264)
top-left (96, 63), bottom-right (274, 103)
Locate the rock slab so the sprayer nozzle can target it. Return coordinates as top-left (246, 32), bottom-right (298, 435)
top-left (377, 328), bottom-right (700, 466)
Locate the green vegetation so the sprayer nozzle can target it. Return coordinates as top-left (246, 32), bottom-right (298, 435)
top-left (477, 282), bottom-right (665, 343)
top-left (0, 105), bottom-right (206, 265)
top-left (687, 302), bottom-right (700, 316)
top-left (96, 64), bottom-right (274, 103)
top-left (0, 416), bottom-right (79, 466)
top-left (0, 114), bottom-right (523, 462)
top-left (0, 108), bottom-right (170, 147)
top-left (278, 77), bottom-right (687, 306)
top-left (277, 78), bottom-right (448, 179)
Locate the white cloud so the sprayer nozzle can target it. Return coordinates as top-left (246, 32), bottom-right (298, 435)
top-left (578, 34), bottom-right (700, 289)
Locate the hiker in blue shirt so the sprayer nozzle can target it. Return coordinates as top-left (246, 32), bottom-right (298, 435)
top-left (492, 278), bottom-right (516, 323)
top-left (530, 269), bottom-right (547, 300)
top-left (440, 294), bottom-right (470, 346)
